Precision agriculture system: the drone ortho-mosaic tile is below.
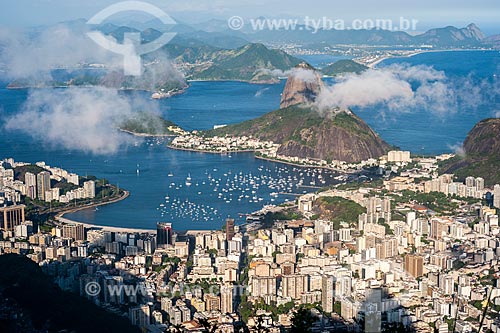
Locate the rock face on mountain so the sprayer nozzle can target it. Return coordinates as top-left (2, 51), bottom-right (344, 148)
top-left (463, 118), bottom-right (500, 155)
top-left (441, 118), bottom-right (500, 185)
top-left (280, 62), bottom-right (325, 108)
top-left (277, 108), bottom-right (392, 162)
top-left (414, 23), bottom-right (485, 46)
top-left (463, 23), bottom-right (487, 41)
top-left (210, 65), bottom-right (392, 163)
top-left (209, 104), bottom-right (392, 163)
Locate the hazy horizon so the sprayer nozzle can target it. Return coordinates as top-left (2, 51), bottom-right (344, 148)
top-left (1, 0), bottom-right (499, 35)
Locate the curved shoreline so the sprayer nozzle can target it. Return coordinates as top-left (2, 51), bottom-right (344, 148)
top-left (55, 190), bottom-right (132, 225)
top-left (370, 48), bottom-right (493, 68)
top-left (186, 79), bottom-right (281, 84)
top-left (119, 128), bottom-right (177, 137)
top-left (167, 144), bottom-right (258, 154)
top-left (254, 154), bottom-right (349, 173)
top-left (167, 145), bottom-right (352, 173)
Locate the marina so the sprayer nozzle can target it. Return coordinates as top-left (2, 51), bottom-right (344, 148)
top-left (1, 51), bottom-right (499, 230)
top-left (157, 163), bottom-right (339, 223)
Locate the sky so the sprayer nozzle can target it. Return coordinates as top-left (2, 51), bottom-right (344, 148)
top-left (0, 0), bottom-right (499, 35)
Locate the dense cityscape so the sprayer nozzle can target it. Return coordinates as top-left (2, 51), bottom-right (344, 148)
top-left (1, 149), bottom-right (499, 332)
top-left (1, 1), bottom-right (500, 333)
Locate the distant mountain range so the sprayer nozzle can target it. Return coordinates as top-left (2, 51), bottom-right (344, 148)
top-left (3, 20), bottom-right (303, 88)
top-left (99, 20), bottom-right (491, 48)
top-left (107, 25), bottom-right (301, 82)
top-left (484, 34), bottom-right (500, 48)
top-left (247, 23), bottom-right (490, 48)
top-left (3, 20), bottom-right (497, 93)
top-left (17, 18), bottom-right (497, 50)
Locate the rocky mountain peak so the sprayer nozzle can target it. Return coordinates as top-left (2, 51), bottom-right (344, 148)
top-left (279, 62), bottom-right (324, 109)
top-left (464, 23), bottom-right (486, 40)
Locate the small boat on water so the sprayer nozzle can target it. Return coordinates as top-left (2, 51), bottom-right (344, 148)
top-left (186, 173), bottom-right (192, 186)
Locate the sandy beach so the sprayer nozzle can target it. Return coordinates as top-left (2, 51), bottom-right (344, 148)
top-left (56, 215), bottom-right (156, 234)
top-left (366, 48), bottom-right (491, 68)
top-left (53, 190), bottom-right (157, 234)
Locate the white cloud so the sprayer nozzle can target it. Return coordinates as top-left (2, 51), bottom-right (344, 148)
top-left (257, 67), bottom-right (319, 82)
top-left (447, 143), bottom-right (466, 157)
top-left (316, 68), bottom-right (414, 110)
top-left (0, 24), bottom-right (121, 80)
top-left (315, 64), bottom-right (465, 116)
top-left (4, 87), bottom-right (154, 155)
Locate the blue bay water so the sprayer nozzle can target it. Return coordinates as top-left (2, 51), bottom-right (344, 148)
top-left (0, 50), bottom-right (499, 230)
top-left (299, 54), bottom-right (352, 69)
top-left (0, 82), bottom-right (336, 230)
top-left (361, 50), bottom-right (500, 154)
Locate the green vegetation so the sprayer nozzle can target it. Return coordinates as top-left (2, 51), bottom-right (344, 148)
top-left (9, 64), bottom-right (187, 93)
top-left (207, 248), bottom-right (218, 256)
top-left (160, 42), bottom-right (301, 82)
top-left (377, 218), bottom-right (394, 235)
top-left (333, 301), bottom-right (342, 314)
top-left (254, 299), bottom-right (278, 320)
top-left (472, 300), bottom-right (483, 310)
top-left (321, 59), bottom-right (368, 76)
top-left (440, 154), bottom-right (500, 186)
top-left (314, 196), bottom-right (365, 229)
top-left (209, 105), bottom-right (374, 139)
top-left (238, 297), bottom-right (254, 322)
top-left (208, 104), bottom-right (320, 138)
top-left (0, 254), bottom-right (140, 333)
top-left (270, 210), bottom-right (304, 221)
top-left (331, 178), bottom-right (384, 191)
top-left (440, 118), bottom-right (500, 186)
top-left (206, 104), bottom-right (390, 163)
top-left (388, 190), bottom-right (459, 214)
top-left (13, 165), bottom-right (45, 182)
top-left (290, 306), bottom-right (316, 333)
top-left (191, 43), bottom-right (302, 82)
top-left (119, 112), bottom-right (180, 136)
top-left (53, 180), bottom-right (79, 195)
top-left (453, 260), bottom-right (465, 270)
top-left (11, 165), bottom-right (123, 225)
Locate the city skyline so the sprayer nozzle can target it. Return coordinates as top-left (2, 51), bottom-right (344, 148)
top-left (1, 1), bottom-right (499, 332)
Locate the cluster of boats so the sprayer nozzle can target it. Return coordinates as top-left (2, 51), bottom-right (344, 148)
top-left (157, 165), bottom-right (339, 223)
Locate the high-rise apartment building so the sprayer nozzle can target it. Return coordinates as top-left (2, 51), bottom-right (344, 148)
top-left (157, 222), bottom-right (173, 246)
top-left (36, 171), bottom-right (51, 201)
top-left (322, 275), bottom-right (335, 313)
top-left (83, 180), bottom-right (96, 198)
top-left (405, 254), bottom-right (424, 278)
top-left (226, 218), bottom-right (235, 241)
top-left (62, 223), bottom-right (85, 241)
top-left (25, 172), bottom-right (37, 199)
